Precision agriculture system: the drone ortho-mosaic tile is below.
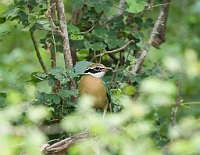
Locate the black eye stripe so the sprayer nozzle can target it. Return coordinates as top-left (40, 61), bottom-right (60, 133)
top-left (84, 68), bottom-right (102, 74)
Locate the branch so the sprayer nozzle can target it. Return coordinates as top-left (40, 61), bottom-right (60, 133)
top-left (130, 1), bottom-right (171, 74)
top-left (27, 4), bottom-right (48, 73)
top-left (171, 79), bottom-right (181, 127)
top-left (90, 40), bottom-right (134, 61)
top-left (30, 32), bottom-right (48, 73)
top-left (69, 7), bottom-right (80, 26)
top-left (117, 0), bottom-right (126, 15)
top-left (42, 130), bottom-right (89, 154)
top-left (47, 0), bottom-right (57, 68)
top-left (152, 0), bottom-right (171, 48)
top-left (55, 0), bottom-right (73, 68)
top-left (55, 0), bottom-right (77, 91)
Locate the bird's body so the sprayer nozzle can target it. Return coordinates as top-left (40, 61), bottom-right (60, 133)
top-left (78, 74), bottom-right (109, 109)
top-left (78, 63), bottom-right (112, 118)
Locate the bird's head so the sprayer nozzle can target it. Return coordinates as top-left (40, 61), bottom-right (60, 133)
top-left (84, 63), bottom-right (112, 78)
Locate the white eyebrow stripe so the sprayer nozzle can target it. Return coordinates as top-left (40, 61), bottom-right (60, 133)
top-left (84, 72), bottom-right (105, 78)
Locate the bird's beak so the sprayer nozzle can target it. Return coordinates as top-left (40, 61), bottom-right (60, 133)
top-left (102, 67), bottom-right (112, 72)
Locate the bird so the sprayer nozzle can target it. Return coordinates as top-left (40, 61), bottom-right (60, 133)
top-left (78, 63), bottom-right (112, 119)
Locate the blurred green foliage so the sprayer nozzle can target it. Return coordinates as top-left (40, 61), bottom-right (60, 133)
top-left (0, 0), bottom-right (200, 154)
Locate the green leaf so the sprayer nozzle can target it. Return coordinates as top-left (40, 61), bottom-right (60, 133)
top-left (68, 24), bottom-right (80, 33)
top-left (126, 0), bottom-right (148, 13)
top-left (0, 17), bottom-right (6, 24)
top-left (102, 1), bottom-right (113, 14)
top-left (21, 21), bottom-right (37, 31)
top-left (2, 5), bottom-right (19, 20)
top-left (29, 0), bottom-right (38, 6)
top-left (60, 89), bottom-right (77, 98)
top-left (53, 95), bottom-right (61, 104)
top-left (17, 11), bottom-right (29, 26)
top-left (77, 49), bottom-right (89, 60)
top-left (105, 36), bottom-right (118, 49)
top-left (70, 0), bottom-right (84, 9)
top-left (0, 93), bottom-right (7, 107)
top-left (43, 94), bottom-right (54, 101)
top-left (122, 85), bottom-right (136, 95)
top-left (35, 22), bottom-right (43, 29)
top-left (146, 18), bottom-right (153, 23)
top-left (36, 72), bottom-right (48, 79)
top-left (84, 41), bottom-right (92, 49)
top-left (85, 0), bottom-right (98, 7)
top-left (118, 38), bottom-right (126, 47)
top-left (113, 106), bottom-right (119, 113)
top-left (92, 42), bottom-right (107, 51)
top-left (74, 61), bottom-right (92, 74)
top-left (29, 72), bottom-right (45, 83)
top-left (70, 34), bottom-right (84, 40)
top-left (95, 3), bottom-right (103, 13)
top-left (134, 17), bottom-right (143, 28)
top-left (93, 25), bottom-right (108, 38)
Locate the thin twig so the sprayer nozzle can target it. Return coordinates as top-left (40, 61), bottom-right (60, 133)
top-left (30, 32), bottom-right (48, 73)
top-left (80, 25), bottom-right (94, 34)
top-left (90, 40), bottom-right (134, 61)
top-left (27, 4), bottom-right (48, 73)
top-left (110, 60), bottom-right (120, 87)
top-left (46, 0), bottom-right (57, 68)
top-left (151, 3), bottom-right (171, 8)
top-left (171, 79), bottom-right (181, 127)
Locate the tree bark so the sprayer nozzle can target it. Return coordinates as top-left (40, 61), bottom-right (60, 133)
top-left (55, 0), bottom-right (77, 91)
top-left (152, 0), bottom-right (171, 48)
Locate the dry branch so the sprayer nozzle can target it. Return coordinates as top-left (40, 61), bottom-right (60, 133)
top-left (56, 0), bottom-right (73, 68)
top-left (42, 130), bottom-right (89, 155)
top-left (45, 1), bottom-right (57, 68)
top-left (30, 32), bottom-right (48, 73)
top-left (130, 1), bottom-right (171, 74)
top-left (55, 0), bottom-right (76, 91)
top-left (90, 40), bottom-right (134, 61)
top-left (28, 4), bottom-right (48, 73)
top-left (152, 0), bottom-right (171, 48)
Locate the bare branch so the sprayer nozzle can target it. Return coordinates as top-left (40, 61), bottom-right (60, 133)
top-left (56, 0), bottom-right (73, 68)
top-left (91, 40), bottom-right (134, 61)
top-left (80, 25), bottom-right (94, 34)
top-left (130, 1), bottom-right (171, 74)
top-left (50, 0), bottom-right (56, 21)
top-left (117, 0), bottom-right (126, 15)
top-left (152, 0), bottom-right (171, 48)
top-left (48, 0), bottom-right (57, 68)
top-left (42, 130), bottom-right (89, 154)
top-left (55, 0), bottom-right (77, 92)
top-left (171, 79), bottom-right (181, 127)
top-left (27, 4), bottom-right (48, 73)
top-left (30, 32), bottom-right (48, 73)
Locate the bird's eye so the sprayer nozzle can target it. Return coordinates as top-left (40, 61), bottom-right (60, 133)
top-left (95, 66), bottom-right (101, 70)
